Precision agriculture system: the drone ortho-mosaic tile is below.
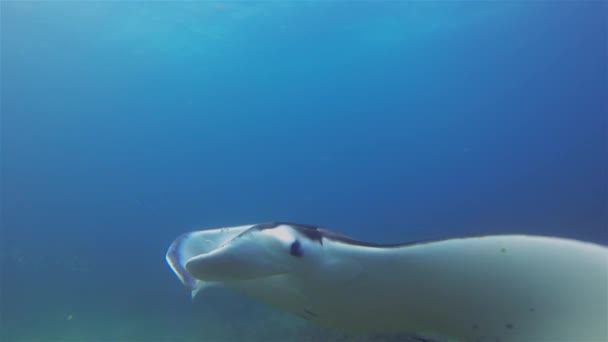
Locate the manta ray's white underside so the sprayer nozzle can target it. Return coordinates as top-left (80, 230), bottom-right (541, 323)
top-left (166, 222), bottom-right (608, 342)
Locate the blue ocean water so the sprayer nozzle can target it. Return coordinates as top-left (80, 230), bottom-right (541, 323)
top-left (1, 1), bottom-right (606, 341)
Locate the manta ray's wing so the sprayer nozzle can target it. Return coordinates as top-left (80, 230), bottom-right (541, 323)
top-left (165, 224), bottom-right (254, 296)
top-left (314, 235), bottom-right (608, 341)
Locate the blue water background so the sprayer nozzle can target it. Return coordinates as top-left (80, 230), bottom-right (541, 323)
top-left (1, 1), bottom-right (606, 340)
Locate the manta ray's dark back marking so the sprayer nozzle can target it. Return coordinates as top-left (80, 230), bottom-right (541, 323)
top-left (251, 221), bottom-right (415, 247)
top-left (252, 221), bottom-right (440, 247)
top-left (252, 221), bottom-right (524, 249)
top-left (253, 222), bottom-right (324, 244)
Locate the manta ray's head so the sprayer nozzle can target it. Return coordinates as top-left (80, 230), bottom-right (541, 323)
top-left (184, 223), bottom-right (326, 282)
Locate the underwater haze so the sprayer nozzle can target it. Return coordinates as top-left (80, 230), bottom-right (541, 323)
top-left (1, 1), bottom-right (607, 341)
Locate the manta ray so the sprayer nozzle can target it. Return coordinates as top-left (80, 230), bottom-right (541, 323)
top-left (166, 222), bottom-right (608, 342)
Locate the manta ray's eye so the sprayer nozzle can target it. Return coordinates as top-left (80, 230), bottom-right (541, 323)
top-left (290, 240), bottom-right (303, 257)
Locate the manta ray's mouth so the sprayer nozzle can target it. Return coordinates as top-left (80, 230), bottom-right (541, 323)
top-left (185, 240), bottom-right (289, 282)
top-left (185, 248), bottom-right (238, 281)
